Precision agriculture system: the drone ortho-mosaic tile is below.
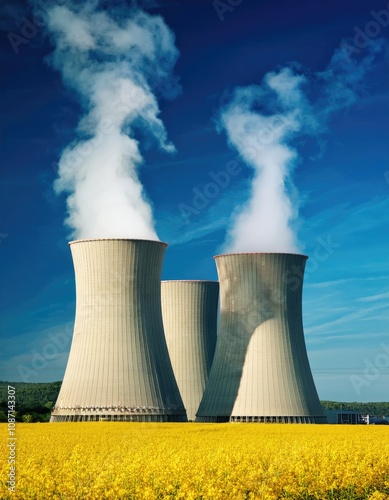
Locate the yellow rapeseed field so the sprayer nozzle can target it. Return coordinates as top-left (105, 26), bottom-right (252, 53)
top-left (1, 423), bottom-right (388, 499)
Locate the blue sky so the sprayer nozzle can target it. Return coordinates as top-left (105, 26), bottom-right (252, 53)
top-left (1, 0), bottom-right (388, 402)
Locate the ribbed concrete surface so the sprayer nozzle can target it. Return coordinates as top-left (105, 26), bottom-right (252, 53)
top-left (161, 281), bottom-right (219, 421)
top-left (196, 253), bottom-right (326, 423)
top-left (51, 239), bottom-right (186, 422)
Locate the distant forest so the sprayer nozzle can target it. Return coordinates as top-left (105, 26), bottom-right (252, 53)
top-left (1, 381), bottom-right (388, 422)
top-left (0, 381), bottom-right (61, 422)
top-left (320, 401), bottom-right (389, 417)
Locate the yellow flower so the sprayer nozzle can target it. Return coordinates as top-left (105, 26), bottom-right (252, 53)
top-left (1, 422), bottom-right (389, 499)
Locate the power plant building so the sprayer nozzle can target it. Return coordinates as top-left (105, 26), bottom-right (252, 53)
top-left (196, 253), bottom-right (326, 423)
top-left (51, 239), bottom-right (187, 422)
top-left (161, 280), bottom-right (219, 421)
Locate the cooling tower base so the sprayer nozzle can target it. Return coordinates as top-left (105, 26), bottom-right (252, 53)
top-left (196, 416), bottom-right (327, 424)
top-left (51, 413), bottom-right (187, 423)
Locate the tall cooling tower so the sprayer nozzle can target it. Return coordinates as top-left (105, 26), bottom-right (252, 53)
top-left (161, 280), bottom-right (219, 421)
top-left (196, 253), bottom-right (326, 423)
top-left (51, 239), bottom-right (187, 422)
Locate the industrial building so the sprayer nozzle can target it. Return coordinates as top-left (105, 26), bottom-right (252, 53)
top-left (50, 239), bottom-right (187, 422)
top-left (161, 280), bottom-right (218, 421)
top-left (325, 410), bottom-right (363, 424)
top-left (196, 253), bottom-right (326, 423)
top-left (51, 244), bottom-right (326, 424)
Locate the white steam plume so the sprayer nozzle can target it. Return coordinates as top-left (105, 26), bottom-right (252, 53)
top-left (39, 1), bottom-right (180, 240)
top-left (219, 40), bottom-right (385, 253)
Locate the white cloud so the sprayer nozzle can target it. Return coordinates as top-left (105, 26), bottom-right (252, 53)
top-left (358, 291), bottom-right (389, 302)
top-left (41, 1), bottom-right (180, 240)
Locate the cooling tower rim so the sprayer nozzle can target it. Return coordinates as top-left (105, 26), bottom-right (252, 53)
top-left (213, 252), bottom-right (308, 259)
top-left (69, 238), bottom-right (167, 247)
top-left (161, 280), bottom-right (219, 283)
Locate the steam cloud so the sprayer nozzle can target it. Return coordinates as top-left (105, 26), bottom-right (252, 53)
top-left (39, 1), bottom-right (179, 240)
top-left (219, 40), bottom-right (385, 253)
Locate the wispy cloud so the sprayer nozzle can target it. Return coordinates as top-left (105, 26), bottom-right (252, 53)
top-left (306, 302), bottom-right (388, 335)
top-left (308, 331), bottom-right (389, 345)
top-left (159, 177), bottom-right (247, 247)
top-left (307, 279), bottom-right (353, 289)
top-left (304, 196), bottom-right (389, 237)
top-left (168, 218), bottom-right (227, 246)
top-left (358, 291), bottom-right (389, 302)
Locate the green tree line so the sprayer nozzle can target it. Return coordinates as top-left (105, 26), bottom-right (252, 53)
top-left (0, 381), bottom-right (61, 422)
top-left (1, 382), bottom-right (388, 422)
top-left (320, 400), bottom-right (389, 417)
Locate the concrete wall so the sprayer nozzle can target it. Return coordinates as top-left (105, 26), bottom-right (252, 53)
top-left (161, 280), bottom-right (218, 421)
top-left (51, 239), bottom-right (186, 422)
top-left (196, 253), bottom-right (326, 423)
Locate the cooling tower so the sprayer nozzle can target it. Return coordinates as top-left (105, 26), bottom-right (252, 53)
top-left (196, 253), bottom-right (326, 423)
top-left (161, 280), bottom-right (219, 421)
top-left (51, 239), bottom-right (187, 422)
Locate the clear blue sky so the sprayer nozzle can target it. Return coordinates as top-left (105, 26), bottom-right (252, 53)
top-left (1, 0), bottom-right (388, 402)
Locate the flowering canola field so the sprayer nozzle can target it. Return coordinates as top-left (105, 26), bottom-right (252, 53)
top-left (1, 423), bottom-right (389, 499)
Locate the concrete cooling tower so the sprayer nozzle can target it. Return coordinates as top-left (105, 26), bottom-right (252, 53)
top-left (51, 239), bottom-right (187, 422)
top-left (161, 281), bottom-right (219, 421)
top-left (196, 253), bottom-right (326, 423)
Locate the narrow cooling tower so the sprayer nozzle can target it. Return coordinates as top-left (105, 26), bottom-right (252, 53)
top-left (161, 280), bottom-right (219, 421)
top-left (51, 239), bottom-right (187, 422)
top-left (196, 253), bottom-right (326, 423)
